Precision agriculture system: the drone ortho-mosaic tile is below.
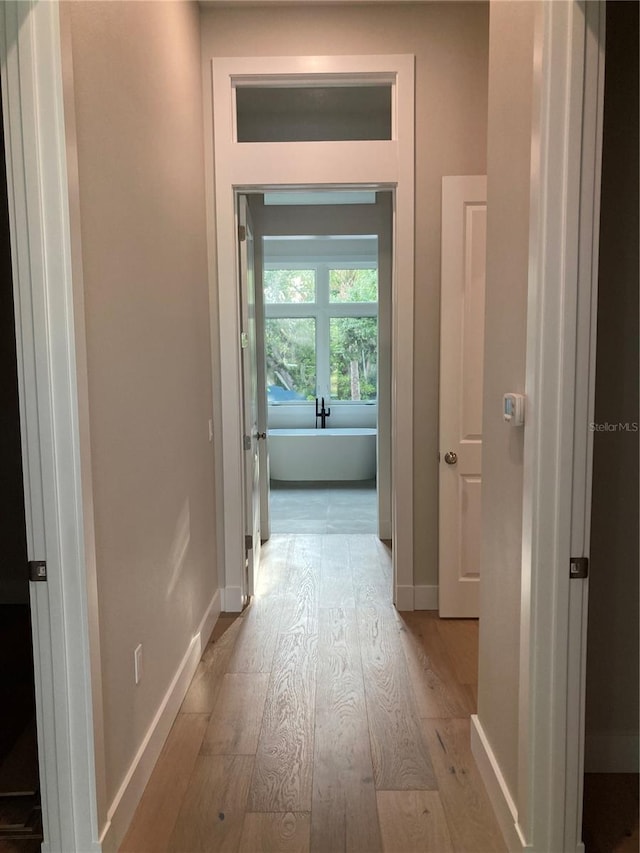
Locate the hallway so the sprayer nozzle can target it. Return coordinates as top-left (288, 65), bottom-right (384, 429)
top-left (121, 535), bottom-right (505, 852)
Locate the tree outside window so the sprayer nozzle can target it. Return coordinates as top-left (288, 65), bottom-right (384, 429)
top-left (264, 260), bottom-right (378, 404)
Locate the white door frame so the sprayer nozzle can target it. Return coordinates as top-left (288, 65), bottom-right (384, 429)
top-left (0, 2), bottom-right (102, 851)
top-left (209, 54), bottom-right (415, 611)
top-left (471, 3), bottom-right (605, 851)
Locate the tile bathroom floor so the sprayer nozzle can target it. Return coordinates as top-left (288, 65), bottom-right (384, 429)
top-left (269, 479), bottom-right (377, 534)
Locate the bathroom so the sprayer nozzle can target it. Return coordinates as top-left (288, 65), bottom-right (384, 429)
top-left (249, 189), bottom-right (392, 536)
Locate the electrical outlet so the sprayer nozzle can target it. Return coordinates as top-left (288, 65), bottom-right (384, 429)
top-left (134, 644), bottom-right (143, 685)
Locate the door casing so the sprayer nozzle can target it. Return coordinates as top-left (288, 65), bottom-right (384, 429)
top-left (208, 54), bottom-right (416, 611)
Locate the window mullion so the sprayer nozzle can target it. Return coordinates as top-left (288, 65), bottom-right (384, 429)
top-left (316, 265), bottom-right (330, 399)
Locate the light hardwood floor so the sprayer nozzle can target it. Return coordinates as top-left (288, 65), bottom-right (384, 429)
top-left (120, 534), bottom-right (506, 853)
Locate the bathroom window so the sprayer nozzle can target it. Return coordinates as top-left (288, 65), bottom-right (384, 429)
top-left (265, 318), bottom-right (316, 402)
top-left (264, 269), bottom-right (315, 303)
top-left (329, 268), bottom-right (378, 303)
top-left (264, 238), bottom-right (378, 406)
top-left (330, 316), bottom-right (378, 401)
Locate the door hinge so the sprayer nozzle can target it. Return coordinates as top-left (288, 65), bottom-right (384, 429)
top-left (238, 224), bottom-right (246, 243)
top-left (28, 560), bottom-right (47, 582)
top-left (570, 556), bottom-right (588, 579)
top-left (243, 434), bottom-right (251, 451)
top-left (245, 534), bottom-right (253, 552)
top-left (240, 331), bottom-right (249, 349)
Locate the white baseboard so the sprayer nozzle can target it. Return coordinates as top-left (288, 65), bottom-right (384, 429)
top-left (395, 584), bottom-right (439, 611)
top-left (414, 584), bottom-right (438, 610)
top-left (470, 715), bottom-right (528, 852)
top-left (585, 732), bottom-right (640, 773)
top-left (378, 519), bottom-right (392, 540)
top-left (99, 588), bottom-right (221, 852)
top-left (395, 584), bottom-right (415, 611)
top-left (222, 584), bottom-right (244, 613)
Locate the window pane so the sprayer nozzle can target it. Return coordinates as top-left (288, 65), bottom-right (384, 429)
top-left (236, 86), bottom-right (392, 143)
top-left (264, 269), bottom-right (315, 303)
top-left (330, 317), bottom-right (377, 401)
top-left (329, 268), bottom-right (378, 303)
top-left (266, 318), bottom-right (316, 402)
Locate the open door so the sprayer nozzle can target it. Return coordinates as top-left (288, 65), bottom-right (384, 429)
top-left (0, 88), bottom-right (41, 846)
top-left (238, 196), bottom-right (261, 597)
top-left (438, 176), bottom-right (487, 618)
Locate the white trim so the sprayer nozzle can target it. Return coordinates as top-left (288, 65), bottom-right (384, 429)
top-left (517, 2), bottom-right (605, 850)
top-left (394, 585), bottom-right (414, 612)
top-left (222, 585), bottom-right (244, 613)
top-left (209, 54), bottom-right (414, 611)
top-left (563, 2), bottom-right (605, 846)
top-left (584, 733), bottom-right (640, 774)
top-left (413, 585), bottom-right (438, 610)
top-left (1, 2), bottom-right (101, 850)
top-left (100, 589), bottom-right (221, 853)
top-left (470, 716), bottom-right (528, 852)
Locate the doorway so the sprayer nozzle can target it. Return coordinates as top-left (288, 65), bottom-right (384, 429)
top-left (210, 53), bottom-right (415, 610)
top-left (242, 190), bottom-right (392, 548)
top-left (0, 88), bottom-right (42, 847)
top-left (581, 1), bottom-right (639, 848)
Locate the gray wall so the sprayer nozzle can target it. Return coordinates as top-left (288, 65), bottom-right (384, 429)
top-left (63, 0), bottom-right (217, 812)
top-left (477, 0), bottom-right (537, 802)
top-left (200, 1), bottom-right (490, 589)
top-left (585, 0), bottom-right (639, 771)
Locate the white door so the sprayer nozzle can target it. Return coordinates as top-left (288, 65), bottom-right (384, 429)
top-left (239, 196), bottom-right (261, 596)
top-left (439, 176), bottom-right (487, 618)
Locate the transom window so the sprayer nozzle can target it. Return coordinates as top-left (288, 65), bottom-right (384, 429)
top-left (263, 236), bottom-right (378, 405)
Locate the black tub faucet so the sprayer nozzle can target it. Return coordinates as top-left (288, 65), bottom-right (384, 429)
top-left (315, 397), bottom-right (331, 429)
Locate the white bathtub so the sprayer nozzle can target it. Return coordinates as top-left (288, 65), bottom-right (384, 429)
top-left (268, 428), bottom-right (376, 481)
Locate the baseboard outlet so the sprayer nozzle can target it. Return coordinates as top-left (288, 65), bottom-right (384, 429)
top-left (99, 587), bottom-right (221, 852)
top-left (395, 584), bottom-right (415, 611)
top-left (585, 732), bottom-right (640, 773)
top-left (222, 585), bottom-right (244, 613)
top-left (470, 715), bottom-right (528, 851)
top-left (414, 585), bottom-right (438, 610)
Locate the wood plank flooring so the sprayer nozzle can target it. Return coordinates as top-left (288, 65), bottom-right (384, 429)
top-left (120, 534), bottom-right (506, 853)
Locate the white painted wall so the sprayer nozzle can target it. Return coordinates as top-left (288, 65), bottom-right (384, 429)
top-left (62, 0), bottom-right (218, 830)
top-left (200, 1), bottom-right (489, 588)
top-left (477, 0), bottom-right (537, 806)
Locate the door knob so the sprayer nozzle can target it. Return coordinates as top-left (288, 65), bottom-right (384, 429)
top-left (444, 451), bottom-right (458, 465)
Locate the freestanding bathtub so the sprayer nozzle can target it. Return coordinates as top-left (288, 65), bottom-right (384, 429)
top-left (268, 428), bottom-right (376, 481)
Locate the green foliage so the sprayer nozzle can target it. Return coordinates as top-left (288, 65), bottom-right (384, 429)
top-left (265, 318), bottom-right (316, 400)
top-left (330, 317), bottom-right (377, 400)
top-left (264, 269), bottom-right (315, 303)
top-left (329, 268), bottom-right (378, 302)
top-left (265, 267), bottom-right (378, 403)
